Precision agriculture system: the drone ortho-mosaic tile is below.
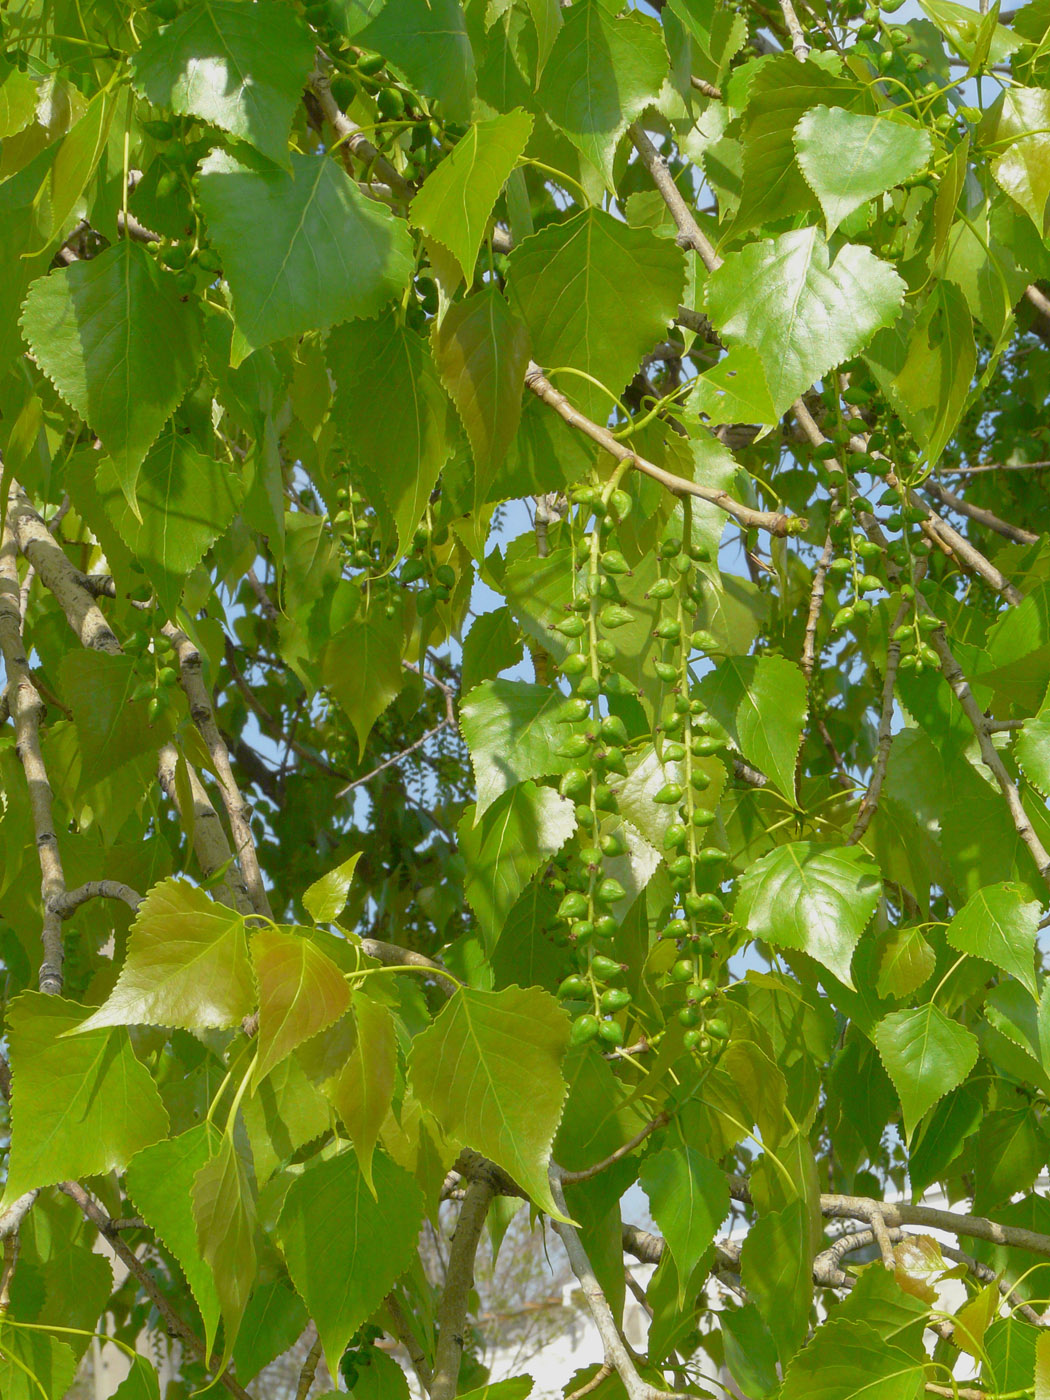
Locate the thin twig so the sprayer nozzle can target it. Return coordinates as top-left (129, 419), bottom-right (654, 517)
top-left (779, 0), bottom-right (810, 57)
top-left (431, 1180), bottom-right (495, 1400)
top-left (848, 593), bottom-right (910, 845)
top-left (294, 1329), bottom-right (323, 1400)
top-left (924, 477), bottom-right (1038, 545)
top-left (629, 127), bottom-right (722, 274)
top-left (566, 1365), bottom-right (614, 1400)
top-left (869, 1207), bottom-right (896, 1269)
top-left (561, 1114), bottom-right (669, 1184)
top-left (54, 881), bottom-right (143, 917)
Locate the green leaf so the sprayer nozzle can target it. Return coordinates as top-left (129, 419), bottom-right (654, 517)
top-left (875, 1004), bottom-right (979, 1141)
top-left (37, 88), bottom-right (115, 249)
top-left (989, 90), bottom-right (1050, 234)
top-left (432, 288), bottom-right (531, 503)
top-left (697, 655), bottom-right (807, 800)
top-left (95, 427), bottom-right (242, 619)
top-left (131, 0), bottom-right (314, 168)
top-left (794, 107), bottom-right (932, 237)
top-left (358, 0), bottom-right (475, 122)
top-left (1016, 678), bottom-right (1050, 789)
top-left (459, 782), bottom-right (576, 947)
top-left (350, 1348), bottom-right (411, 1400)
top-left (866, 281), bottom-right (975, 466)
top-left (20, 239), bottom-right (201, 507)
top-left (303, 851), bottom-right (362, 925)
top-left (687, 345), bottom-right (778, 427)
top-left (111, 1356), bottom-right (162, 1400)
top-left (455, 1379), bottom-right (535, 1400)
top-left (232, 1279), bottom-right (309, 1387)
top-left (192, 1134), bottom-right (256, 1362)
top-left (58, 649), bottom-right (175, 786)
top-left (328, 312), bottom-right (453, 554)
top-left (1038, 1330), bottom-right (1050, 1400)
top-left (460, 680), bottom-right (585, 817)
top-left (251, 925), bottom-right (351, 1089)
top-left (74, 877), bottom-right (255, 1033)
top-left (736, 842), bottom-right (882, 987)
top-left (639, 1146), bottom-right (730, 1306)
top-left (507, 208), bottom-right (686, 424)
top-left (0, 1326), bottom-right (77, 1400)
top-left (197, 151), bottom-right (413, 362)
top-left (706, 229), bottom-right (905, 416)
top-left (411, 110), bottom-right (533, 283)
top-left (780, 1318), bottom-right (925, 1400)
top-left (242, 1049), bottom-right (330, 1185)
top-left (538, 3), bottom-right (666, 188)
top-left (734, 56), bottom-right (871, 234)
top-left (408, 985), bottom-right (571, 1218)
top-left (325, 991), bottom-right (397, 1192)
top-left (277, 1148), bottom-right (425, 1377)
top-left (946, 881), bottom-right (1040, 997)
top-left (974, 1106), bottom-right (1050, 1212)
top-left (0, 59), bottom-right (39, 139)
top-left (3, 992), bottom-right (169, 1206)
top-left (126, 1123), bottom-right (223, 1359)
top-left (739, 1198), bottom-right (812, 1365)
top-left (875, 924), bottom-right (935, 1000)
top-left (321, 606), bottom-right (404, 758)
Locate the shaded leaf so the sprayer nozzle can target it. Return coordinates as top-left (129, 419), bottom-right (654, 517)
top-left (232, 1279), bottom-right (309, 1387)
top-left (132, 0), bottom-right (314, 168)
top-left (639, 1146), bottom-right (729, 1306)
top-left (197, 151), bottom-right (413, 362)
top-left (698, 655), bottom-right (807, 801)
top-left (359, 0), bottom-right (475, 122)
top-left (58, 649), bottom-right (175, 786)
top-left (325, 991), bottom-right (397, 1192)
top-left (21, 240), bottom-right (201, 506)
top-left (278, 1149), bottom-right (424, 1377)
top-left (780, 1318), bottom-right (925, 1400)
top-left (193, 1135), bottom-right (256, 1362)
top-left (321, 606), bottom-right (405, 758)
top-left (460, 680), bottom-right (584, 817)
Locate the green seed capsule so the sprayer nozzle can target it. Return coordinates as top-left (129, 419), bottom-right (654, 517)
top-left (692, 734), bottom-right (725, 756)
top-left (655, 618), bottom-right (682, 641)
top-left (691, 629), bottom-right (720, 652)
top-left (556, 615), bottom-right (587, 638)
top-left (693, 893), bottom-right (726, 919)
top-left (678, 1005), bottom-right (701, 1027)
top-left (670, 958), bottom-right (694, 983)
top-left (653, 660), bottom-right (678, 682)
top-left (648, 578), bottom-right (675, 600)
top-left (663, 824), bottom-right (688, 850)
top-left (571, 1014), bottom-right (600, 1046)
top-left (572, 921), bottom-right (595, 944)
top-left (601, 551), bottom-right (630, 575)
top-left (663, 742), bottom-right (687, 762)
top-left (558, 975), bottom-right (589, 999)
top-left (595, 877), bottom-right (626, 906)
top-left (668, 855), bottom-right (692, 879)
top-left (157, 666), bottom-right (178, 686)
top-left (561, 653), bottom-right (589, 677)
top-left (595, 640), bottom-right (616, 662)
top-left (593, 915), bottom-right (618, 939)
top-left (654, 783), bottom-right (684, 805)
top-left (600, 605), bottom-right (634, 630)
top-left (600, 832), bottom-right (627, 858)
top-left (131, 681), bottom-right (154, 703)
top-left (600, 987), bottom-right (631, 1013)
top-left (560, 768), bottom-right (590, 799)
top-left (692, 809), bottom-right (716, 827)
top-left (600, 715), bottom-right (629, 746)
top-left (593, 783), bottom-right (616, 811)
top-left (557, 891), bottom-right (589, 920)
top-left (831, 605), bottom-right (855, 630)
top-left (576, 676), bottom-right (601, 700)
top-left (706, 1017), bottom-right (731, 1042)
top-left (591, 955), bottom-right (622, 981)
top-left (576, 804), bottom-right (596, 830)
top-left (579, 847), bottom-right (603, 869)
top-left (599, 1019), bottom-right (625, 1046)
top-left (696, 846), bottom-right (726, 867)
top-left (690, 770), bottom-right (711, 792)
top-left (598, 747), bottom-right (628, 777)
top-left (560, 697), bottom-right (592, 723)
top-left (696, 977), bottom-right (718, 1001)
top-left (147, 694), bottom-right (167, 722)
top-left (557, 735), bottom-right (592, 760)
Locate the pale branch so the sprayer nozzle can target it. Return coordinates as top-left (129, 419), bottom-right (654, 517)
top-left (0, 504), bottom-right (66, 994)
top-left (157, 743), bottom-right (255, 916)
top-left (938, 1243), bottom-right (1045, 1329)
top-left (923, 476), bottom-right (1038, 546)
top-left (566, 1365), bottom-right (614, 1400)
top-left (801, 536), bottom-right (834, 683)
top-left (245, 566), bottom-right (278, 621)
top-left (524, 363), bottom-right (798, 537)
top-left (868, 1206), bottom-right (896, 1269)
top-left (294, 1328), bottom-right (323, 1400)
top-left (551, 1173), bottom-right (690, 1400)
top-left (0, 1234), bottom-right (19, 1311)
top-left (690, 75), bottom-right (723, 99)
top-left (560, 1113), bottom-right (670, 1184)
top-left (358, 937), bottom-right (456, 998)
top-left (164, 623), bottom-right (272, 919)
top-left (309, 57), bottom-right (415, 203)
top-left (0, 1191), bottom-right (40, 1241)
top-left (847, 592), bottom-right (911, 845)
top-left (628, 127), bottom-right (722, 274)
top-left (779, 0), bottom-right (810, 57)
top-left (431, 1180), bottom-right (496, 1400)
top-left (942, 459), bottom-right (1050, 474)
top-left (54, 881), bottom-right (144, 917)
top-left (820, 1190), bottom-right (1050, 1259)
top-left (57, 1181), bottom-right (254, 1400)
top-left (928, 629), bottom-right (1050, 885)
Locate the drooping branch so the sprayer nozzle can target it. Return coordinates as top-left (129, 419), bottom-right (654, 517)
top-left (524, 364), bottom-right (799, 538)
top-left (0, 505), bottom-right (66, 994)
top-left (431, 1179), bottom-right (496, 1400)
top-left (164, 623), bottom-right (272, 918)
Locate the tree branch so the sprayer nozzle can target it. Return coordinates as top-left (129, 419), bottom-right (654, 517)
top-left (431, 1180), bottom-right (495, 1400)
top-left (924, 477), bottom-right (1038, 546)
top-left (0, 503), bottom-right (66, 994)
top-left (54, 881), bottom-right (144, 918)
top-left (157, 743), bottom-right (255, 915)
top-left (848, 592), bottom-right (910, 845)
top-left (524, 364), bottom-right (799, 538)
top-left (560, 1113), bottom-right (669, 1184)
